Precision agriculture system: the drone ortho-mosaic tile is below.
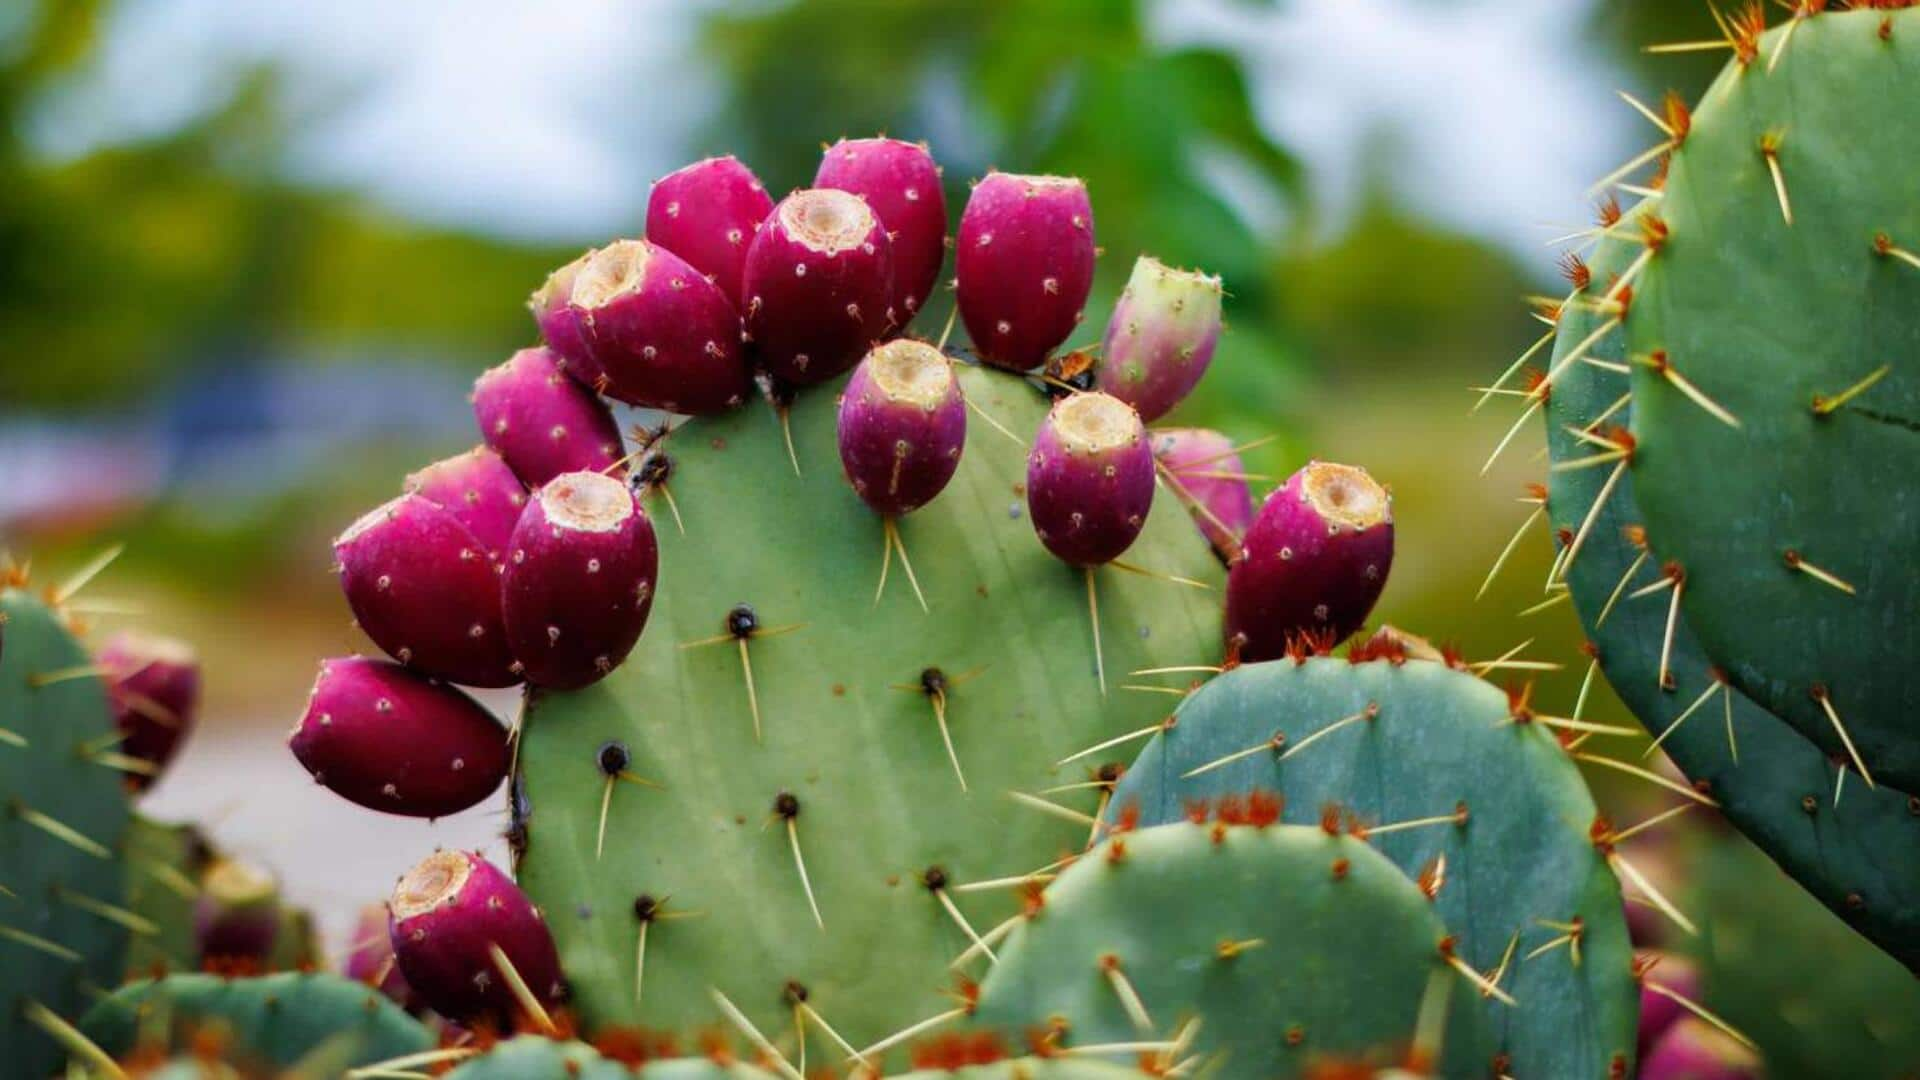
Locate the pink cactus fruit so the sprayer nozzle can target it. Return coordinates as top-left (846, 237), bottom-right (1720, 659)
top-left (742, 188), bottom-right (896, 386)
top-left (567, 239), bottom-right (751, 415)
top-left (1638, 952), bottom-right (1703, 1059)
top-left (837, 340), bottom-right (967, 517)
top-left (528, 248), bottom-right (603, 390)
top-left (193, 857), bottom-right (281, 968)
top-left (472, 346), bottom-right (625, 488)
top-left (1151, 427), bottom-right (1255, 562)
top-left (644, 155), bottom-right (773, 309)
top-left (96, 631), bottom-right (200, 791)
top-left (501, 471), bottom-right (659, 690)
top-left (815, 137), bottom-right (948, 327)
top-left (334, 493), bottom-right (518, 688)
top-left (387, 850), bottom-right (564, 1027)
top-left (1224, 461), bottom-right (1393, 661)
top-left (404, 446), bottom-right (528, 563)
top-left (1640, 1018), bottom-right (1762, 1080)
top-left (1026, 392), bottom-right (1155, 567)
top-left (345, 901), bottom-right (419, 1012)
top-left (955, 172), bottom-right (1095, 372)
top-left (288, 657), bottom-right (511, 818)
top-left (1094, 255), bottom-right (1223, 422)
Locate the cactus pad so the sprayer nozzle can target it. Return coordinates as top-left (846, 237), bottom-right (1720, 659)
top-left (895, 1058), bottom-right (1150, 1080)
top-left (441, 1037), bottom-right (649, 1080)
top-left (122, 815), bottom-right (213, 976)
top-left (1105, 656), bottom-right (1637, 1077)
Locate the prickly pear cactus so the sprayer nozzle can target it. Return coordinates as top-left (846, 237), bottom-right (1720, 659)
top-left (514, 363), bottom-right (1223, 1051)
top-left (1105, 654), bottom-right (1639, 1076)
top-left (441, 1037), bottom-right (643, 1080)
top-left (0, 587), bottom-right (134, 1079)
top-left (972, 821), bottom-right (1494, 1078)
top-left (122, 815), bottom-right (213, 975)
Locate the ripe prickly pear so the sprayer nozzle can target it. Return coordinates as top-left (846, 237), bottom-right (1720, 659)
top-left (1640, 1018), bottom-right (1761, 1080)
top-left (345, 901), bottom-right (419, 1012)
top-left (956, 172), bottom-right (1095, 371)
top-left (404, 446), bottom-right (529, 563)
top-left (289, 657), bottom-right (511, 818)
top-left (1094, 255), bottom-right (1223, 422)
top-left (388, 849), bottom-right (564, 1027)
top-left (335, 494), bottom-right (519, 688)
top-left (742, 188), bottom-right (895, 385)
top-left (528, 249), bottom-right (602, 388)
top-left (501, 471), bottom-right (658, 690)
top-left (645, 155), bottom-right (773, 309)
top-left (815, 137), bottom-right (948, 326)
top-left (473, 347), bottom-right (625, 488)
top-left (1151, 427), bottom-right (1254, 562)
top-left (1224, 461), bottom-right (1392, 660)
top-left (194, 857), bottom-right (281, 967)
top-left (1026, 392), bottom-right (1154, 566)
top-left (837, 340), bottom-right (966, 516)
top-left (567, 239), bottom-right (751, 416)
top-left (97, 630), bottom-right (200, 790)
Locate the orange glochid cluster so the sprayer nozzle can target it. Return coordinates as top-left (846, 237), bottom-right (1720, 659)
top-left (909, 1031), bottom-right (1008, 1071)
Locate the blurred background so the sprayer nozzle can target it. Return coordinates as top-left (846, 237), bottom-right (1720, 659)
top-left (2, 1), bottom-right (1913, 1073)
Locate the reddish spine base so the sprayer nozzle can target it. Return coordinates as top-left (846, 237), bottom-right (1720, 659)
top-left (1151, 427), bottom-right (1254, 561)
top-left (815, 137), bottom-right (948, 326)
top-left (645, 155), bottom-right (773, 309)
top-left (335, 493), bottom-right (519, 689)
top-left (345, 901), bottom-right (420, 1012)
top-left (1639, 1019), bottom-right (1759, 1080)
top-left (500, 471), bottom-right (658, 690)
top-left (836, 340), bottom-right (967, 516)
top-left (743, 188), bottom-right (895, 386)
top-left (1026, 392), bottom-right (1154, 567)
top-left (530, 249), bottom-right (603, 389)
top-left (97, 631), bottom-right (200, 790)
top-left (193, 859), bottom-right (281, 966)
top-left (955, 172), bottom-right (1095, 371)
top-left (388, 850), bottom-right (564, 1027)
top-left (289, 657), bottom-right (511, 818)
top-left (1224, 461), bottom-right (1393, 661)
top-left (569, 239), bottom-right (752, 415)
top-left (405, 446), bottom-right (529, 564)
top-left (473, 346), bottom-right (625, 488)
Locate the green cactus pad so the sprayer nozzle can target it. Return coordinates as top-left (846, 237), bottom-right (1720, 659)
top-left (1622, 8), bottom-right (1920, 789)
top-left (442, 1037), bottom-right (648, 1080)
top-left (973, 822), bottom-right (1493, 1080)
top-left (893, 1057), bottom-right (1151, 1080)
top-left (0, 588), bottom-right (134, 1079)
top-left (79, 971), bottom-right (434, 1069)
top-left (1104, 656), bottom-right (1636, 1078)
top-left (123, 815), bottom-right (213, 976)
top-left (514, 363), bottom-right (1223, 1053)
top-left (1544, 196), bottom-right (1920, 969)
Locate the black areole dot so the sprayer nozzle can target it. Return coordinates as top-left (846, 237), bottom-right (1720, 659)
top-left (922, 865), bottom-right (948, 891)
top-left (633, 894), bottom-right (659, 922)
top-left (638, 452), bottom-right (674, 488)
top-left (773, 791), bottom-right (800, 819)
top-left (598, 741), bottom-right (631, 775)
top-left (919, 667), bottom-right (947, 697)
top-left (783, 980), bottom-right (809, 1004)
top-left (728, 604), bottom-right (759, 639)
top-left (1096, 762), bottom-right (1125, 785)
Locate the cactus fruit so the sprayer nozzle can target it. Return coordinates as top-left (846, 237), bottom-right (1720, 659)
top-left (815, 137), bottom-right (949, 325)
top-left (500, 470), bottom-right (659, 690)
top-left (388, 849), bottom-right (565, 1027)
top-left (956, 173), bottom-right (1096, 372)
top-left (1636, 953), bottom-right (1698, 1060)
top-left (289, 657), bottom-right (510, 818)
top-left (474, 346), bottom-right (626, 487)
top-left (530, 249), bottom-right (603, 386)
top-left (566, 239), bottom-right (753, 415)
top-left (645, 155), bottom-right (775, 309)
top-left (0, 588), bottom-right (134, 1080)
top-left (344, 902), bottom-right (418, 1012)
top-left (1093, 257), bottom-right (1223, 423)
top-left (1026, 392), bottom-right (1154, 567)
top-left (97, 630), bottom-right (201, 790)
top-left (837, 339), bottom-right (967, 517)
top-left (1150, 428), bottom-right (1254, 562)
top-left (972, 822), bottom-right (1494, 1079)
top-left (335, 494), bottom-right (519, 688)
top-left (744, 188), bottom-right (896, 386)
top-left (193, 858), bottom-right (281, 968)
top-left (1106, 654), bottom-right (1637, 1077)
top-left (405, 446), bottom-right (530, 562)
top-left (1639, 1019), bottom-right (1761, 1080)
top-left (1223, 462), bottom-right (1392, 660)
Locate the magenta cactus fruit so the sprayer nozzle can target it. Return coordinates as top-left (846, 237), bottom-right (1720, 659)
top-left (567, 239), bottom-right (751, 415)
top-left (334, 493), bottom-right (518, 688)
top-left (96, 630), bottom-right (200, 790)
top-left (1094, 255), bottom-right (1223, 422)
top-left (1637, 953), bottom-right (1702, 1058)
top-left (815, 137), bottom-right (948, 326)
top-left (742, 188), bottom-right (895, 385)
top-left (1151, 427), bottom-right (1254, 561)
top-left (836, 340), bottom-right (967, 516)
top-left (345, 901), bottom-right (419, 1011)
top-left (645, 155), bottom-right (774, 309)
top-left (1223, 461), bottom-right (1393, 660)
top-left (955, 172), bottom-right (1095, 371)
top-left (289, 657), bottom-right (511, 818)
top-left (528, 249), bottom-right (602, 388)
top-left (1640, 1018), bottom-right (1761, 1080)
top-left (1026, 391), bottom-right (1154, 567)
top-left (387, 849), bottom-right (564, 1027)
top-left (501, 470), bottom-right (658, 690)
top-left (472, 346), bottom-right (625, 488)
top-left (404, 446), bottom-right (528, 562)
top-left (194, 857), bottom-right (281, 965)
